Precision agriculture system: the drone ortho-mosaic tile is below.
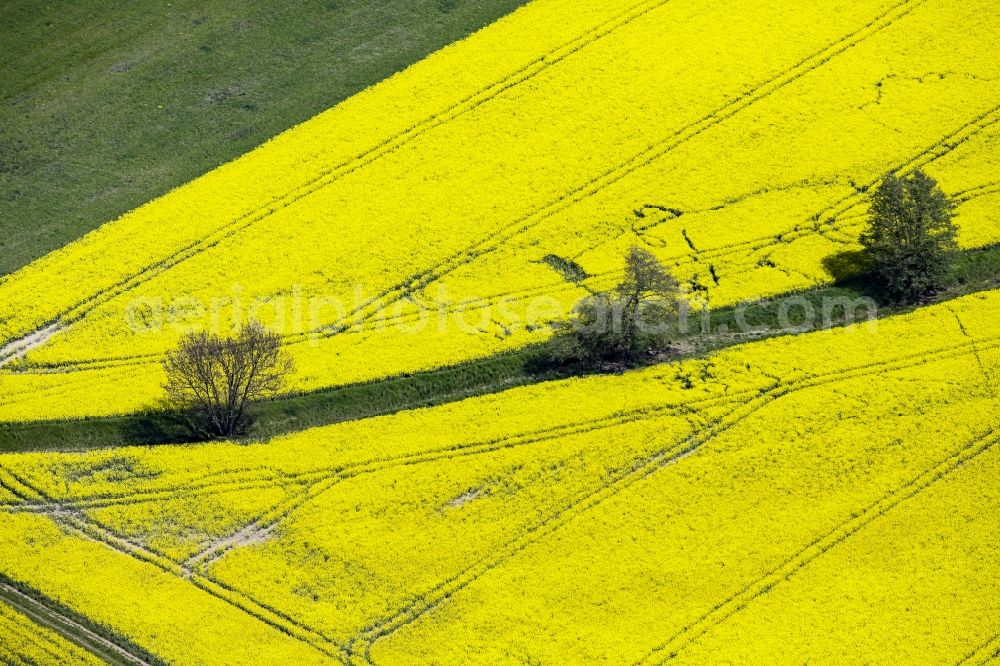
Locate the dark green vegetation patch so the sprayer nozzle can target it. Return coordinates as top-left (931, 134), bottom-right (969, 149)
top-left (0, 0), bottom-right (529, 274)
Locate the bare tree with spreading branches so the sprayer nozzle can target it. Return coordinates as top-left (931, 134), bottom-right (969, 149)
top-left (163, 322), bottom-right (293, 437)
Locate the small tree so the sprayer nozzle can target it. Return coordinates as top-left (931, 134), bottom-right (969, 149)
top-left (859, 170), bottom-right (958, 303)
top-left (617, 245), bottom-right (681, 345)
top-left (553, 246), bottom-right (680, 364)
top-left (163, 322), bottom-right (293, 437)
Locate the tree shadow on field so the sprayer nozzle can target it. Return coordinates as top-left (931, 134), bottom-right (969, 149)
top-left (822, 249), bottom-right (867, 282)
top-left (118, 411), bottom-right (199, 446)
top-left (821, 249), bottom-right (887, 303)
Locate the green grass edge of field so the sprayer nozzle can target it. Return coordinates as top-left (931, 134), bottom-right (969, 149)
top-left (0, 0), bottom-right (531, 275)
top-left (3, 244), bottom-right (997, 453)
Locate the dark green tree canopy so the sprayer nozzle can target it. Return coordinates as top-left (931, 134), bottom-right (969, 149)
top-left (552, 246), bottom-right (681, 364)
top-left (860, 170), bottom-right (958, 303)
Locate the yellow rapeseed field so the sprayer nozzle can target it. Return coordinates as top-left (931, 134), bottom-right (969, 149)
top-left (0, 0), bottom-right (998, 421)
top-left (1, 290), bottom-right (997, 663)
top-left (0, 601), bottom-right (103, 665)
top-left (2, 0), bottom-right (998, 662)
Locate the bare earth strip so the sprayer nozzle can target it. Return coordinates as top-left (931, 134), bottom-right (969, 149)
top-left (0, 323), bottom-right (64, 368)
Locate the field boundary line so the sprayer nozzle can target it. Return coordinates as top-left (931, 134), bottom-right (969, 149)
top-left (0, 0), bottom-right (674, 362)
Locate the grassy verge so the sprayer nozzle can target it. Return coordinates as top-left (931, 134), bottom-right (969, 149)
top-left (681, 243), bottom-right (1000, 356)
top-left (0, 348), bottom-right (555, 452)
top-left (0, 0), bottom-right (528, 275)
top-left (1, 244), bottom-right (997, 453)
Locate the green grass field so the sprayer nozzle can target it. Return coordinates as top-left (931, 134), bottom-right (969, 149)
top-left (0, 0), bottom-right (528, 275)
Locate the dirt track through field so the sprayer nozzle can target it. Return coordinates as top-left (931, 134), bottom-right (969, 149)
top-left (0, 323), bottom-right (63, 368)
top-left (0, 578), bottom-right (153, 665)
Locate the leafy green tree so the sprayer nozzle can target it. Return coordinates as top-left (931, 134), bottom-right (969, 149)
top-left (553, 246), bottom-right (680, 364)
top-left (617, 245), bottom-right (680, 345)
top-left (860, 170), bottom-right (957, 303)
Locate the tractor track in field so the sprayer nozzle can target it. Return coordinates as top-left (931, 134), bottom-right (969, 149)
top-left (634, 426), bottom-right (1000, 664)
top-left (182, 474), bottom-right (344, 574)
top-left (0, 0), bottom-right (677, 364)
top-left (345, 337), bottom-right (1000, 662)
top-left (11, 97), bottom-right (1000, 379)
top-left (953, 180), bottom-right (1000, 204)
top-left (0, 324), bottom-right (64, 367)
top-left (957, 632), bottom-right (1000, 665)
top-left (0, 0), bottom-right (925, 379)
top-left (0, 577), bottom-right (156, 666)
